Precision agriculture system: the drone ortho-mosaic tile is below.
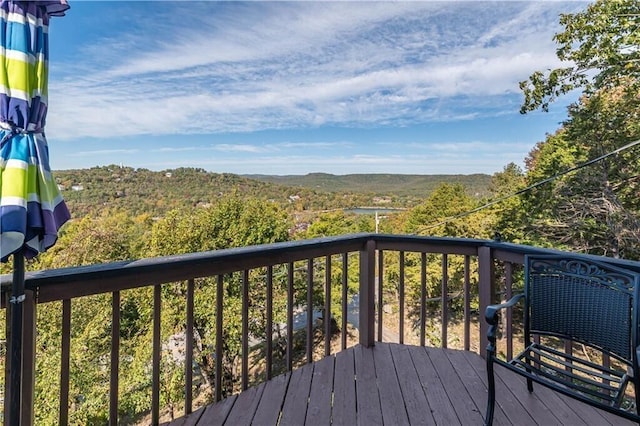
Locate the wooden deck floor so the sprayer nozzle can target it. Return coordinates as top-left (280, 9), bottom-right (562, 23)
top-left (165, 343), bottom-right (636, 425)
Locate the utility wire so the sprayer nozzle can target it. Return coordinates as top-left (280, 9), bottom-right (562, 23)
top-left (416, 138), bottom-right (640, 233)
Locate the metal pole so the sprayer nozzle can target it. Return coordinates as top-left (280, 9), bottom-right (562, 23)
top-left (9, 250), bottom-right (25, 426)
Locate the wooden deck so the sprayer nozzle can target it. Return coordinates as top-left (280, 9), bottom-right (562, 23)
top-left (165, 343), bottom-right (636, 425)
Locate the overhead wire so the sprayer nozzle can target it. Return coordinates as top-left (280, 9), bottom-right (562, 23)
top-left (415, 138), bottom-right (640, 233)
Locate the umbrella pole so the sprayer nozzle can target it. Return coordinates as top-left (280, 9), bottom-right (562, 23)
top-left (8, 250), bottom-right (25, 426)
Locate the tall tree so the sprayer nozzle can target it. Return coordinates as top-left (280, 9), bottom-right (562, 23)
top-left (149, 196), bottom-right (291, 400)
top-left (523, 84), bottom-right (640, 258)
top-left (405, 183), bottom-right (486, 238)
top-left (520, 0), bottom-right (640, 113)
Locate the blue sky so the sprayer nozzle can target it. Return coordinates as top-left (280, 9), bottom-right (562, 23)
top-left (45, 1), bottom-right (586, 175)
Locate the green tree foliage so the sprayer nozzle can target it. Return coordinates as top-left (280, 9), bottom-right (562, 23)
top-left (34, 210), bottom-right (149, 268)
top-left (149, 196), bottom-right (290, 256)
top-left (520, 0), bottom-right (640, 113)
top-left (56, 166), bottom-right (446, 219)
top-left (486, 163), bottom-right (529, 244)
top-left (404, 183), bottom-right (487, 238)
top-left (148, 196), bottom-right (291, 400)
top-left (522, 84), bottom-right (640, 258)
top-left (31, 211), bottom-right (154, 424)
top-left (303, 211), bottom-right (373, 238)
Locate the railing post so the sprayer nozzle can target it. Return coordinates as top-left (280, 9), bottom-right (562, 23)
top-left (478, 246), bottom-right (495, 358)
top-left (7, 252), bottom-right (25, 426)
top-left (21, 289), bottom-right (37, 426)
top-left (359, 239), bottom-right (375, 347)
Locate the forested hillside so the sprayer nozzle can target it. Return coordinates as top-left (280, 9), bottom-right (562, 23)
top-left (54, 166), bottom-right (490, 218)
top-left (245, 173), bottom-right (491, 198)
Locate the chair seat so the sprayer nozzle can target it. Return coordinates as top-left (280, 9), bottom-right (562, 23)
top-left (506, 342), bottom-right (631, 408)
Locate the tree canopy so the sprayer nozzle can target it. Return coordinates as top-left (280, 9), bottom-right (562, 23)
top-left (520, 0), bottom-right (640, 113)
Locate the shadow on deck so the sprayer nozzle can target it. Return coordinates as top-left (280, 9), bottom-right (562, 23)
top-left (165, 343), bottom-right (634, 426)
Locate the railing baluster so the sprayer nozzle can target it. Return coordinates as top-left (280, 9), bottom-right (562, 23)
top-left (306, 258), bottom-right (314, 364)
top-left (110, 291), bottom-right (120, 426)
top-left (152, 285), bottom-right (161, 426)
top-left (287, 262), bottom-right (294, 371)
top-left (185, 279), bottom-right (194, 414)
top-left (399, 251), bottom-right (405, 345)
top-left (59, 299), bottom-right (71, 426)
top-left (420, 252), bottom-right (427, 347)
top-left (215, 275), bottom-right (223, 402)
top-left (324, 256), bottom-right (331, 357)
top-left (463, 255), bottom-right (471, 351)
top-left (242, 270), bottom-right (249, 390)
top-left (266, 266), bottom-right (273, 380)
top-left (377, 250), bottom-right (384, 342)
top-left (505, 262), bottom-right (513, 360)
top-left (341, 254), bottom-right (348, 351)
top-left (441, 254), bottom-right (448, 349)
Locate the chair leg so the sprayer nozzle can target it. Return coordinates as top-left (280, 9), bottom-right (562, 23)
top-left (485, 351), bottom-right (496, 426)
top-left (525, 358), bottom-right (533, 392)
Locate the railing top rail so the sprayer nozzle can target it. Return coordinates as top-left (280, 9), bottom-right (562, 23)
top-left (484, 241), bottom-right (640, 273)
top-left (6, 234), bottom-right (374, 302)
top-left (1, 233), bottom-right (638, 302)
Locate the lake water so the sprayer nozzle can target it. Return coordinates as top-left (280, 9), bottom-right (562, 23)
top-left (344, 207), bottom-right (405, 215)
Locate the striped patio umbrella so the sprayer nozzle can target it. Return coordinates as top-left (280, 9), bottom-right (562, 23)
top-left (0, 0), bottom-right (70, 263)
top-left (0, 1), bottom-right (70, 423)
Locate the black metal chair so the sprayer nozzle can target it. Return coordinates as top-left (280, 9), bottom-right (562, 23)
top-left (484, 254), bottom-right (640, 425)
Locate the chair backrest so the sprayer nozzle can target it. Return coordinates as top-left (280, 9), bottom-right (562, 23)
top-left (525, 254), bottom-right (640, 363)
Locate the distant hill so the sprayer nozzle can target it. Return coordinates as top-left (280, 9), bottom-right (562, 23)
top-left (244, 173), bottom-right (492, 198)
top-left (53, 166), bottom-right (492, 218)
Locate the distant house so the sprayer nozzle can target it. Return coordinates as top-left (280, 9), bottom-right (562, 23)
top-left (71, 185), bottom-right (84, 191)
top-left (165, 172), bottom-right (172, 178)
top-left (288, 195), bottom-right (301, 202)
top-left (373, 196), bottom-right (392, 204)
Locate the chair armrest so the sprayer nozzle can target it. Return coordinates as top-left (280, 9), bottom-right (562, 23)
top-left (485, 293), bottom-right (525, 356)
top-left (485, 293), bottom-right (525, 326)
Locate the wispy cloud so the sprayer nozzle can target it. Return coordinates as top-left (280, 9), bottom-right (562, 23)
top-left (46, 1), bottom-right (578, 141)
top-left (69, 149), bottom-right (140, 157)
top-left (212, 144), bottom-right (269, 153)
top-left (134, 151), bottom-right (524, 175)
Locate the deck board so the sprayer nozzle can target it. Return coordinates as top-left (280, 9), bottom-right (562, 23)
top-left (196, 394), bottom-right (236, 425)
top-left (407, 345), bottom-right (462, 425)
top-left (306, 355), bottom-right (335, 425)
top-left (167, 343), bottom-right (638, 425)
top-left (280, 362), bottom-right (314, 426)
top-left (444, 348), bottom-right (521, 426)
top-left (355, 344), bottom-right (383, 426)
top-left (331, 347), bottom-right (357, 425)
top-left (389, 344), bottom-right (435, 426)
top-left (426, 346), bottom-right (485, 424)
top-left (373, 343), bottom-right (410, 425)
top-left (223, 383), bottom-right (263, 425)
top-left (462, 350), bottom-right (565, 426)
top-left (253, 372), bottom-right (290, 425)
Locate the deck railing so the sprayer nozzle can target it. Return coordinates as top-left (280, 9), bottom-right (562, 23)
top-left (2, 233), bottom-right (640, 425)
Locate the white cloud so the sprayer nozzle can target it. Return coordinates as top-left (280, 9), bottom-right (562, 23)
top-left (46, 1), bottom-right (579, 144)
top-left (212, 144), bottom-right (269, 153)
top-left (69, 149), bottom-right (140, 157)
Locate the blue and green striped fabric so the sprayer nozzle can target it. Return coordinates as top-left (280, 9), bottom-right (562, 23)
top-left (0, 1), bottom-right (70, 262)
